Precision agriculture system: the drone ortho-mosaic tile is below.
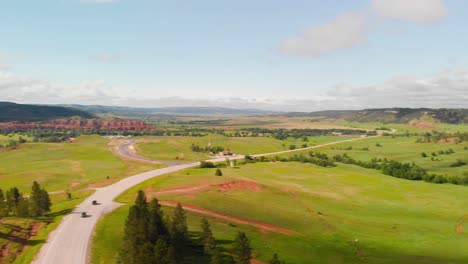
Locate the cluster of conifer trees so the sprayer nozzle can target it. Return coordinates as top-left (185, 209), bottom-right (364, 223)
top-left (120, 191), bottom-right (286, 264)
top-left (0, 181), bottom-right (51, 218)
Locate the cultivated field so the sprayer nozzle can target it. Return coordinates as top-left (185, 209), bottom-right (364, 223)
top-left (92, 162), bottom-right (468, 264)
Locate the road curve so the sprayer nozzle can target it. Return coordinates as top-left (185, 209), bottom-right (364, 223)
top-left (116, 139), bottom-right (187, 166)
top-left (33, 134), bottom-right (382, 264)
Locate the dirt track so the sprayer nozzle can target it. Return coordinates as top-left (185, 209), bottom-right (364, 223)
top-left (160, 200), bottom-right (296, 235)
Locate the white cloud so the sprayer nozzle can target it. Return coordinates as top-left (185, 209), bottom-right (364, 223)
top-left (279, 12), bottom-right (367, 57)
top-left (371, 0), bottom-right (447, 22)
top-left (1, 69), bottom-right (466, 111)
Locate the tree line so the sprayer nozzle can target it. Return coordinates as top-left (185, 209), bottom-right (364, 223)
top-left (0, 181), bottom-right (51, 218)
top-left (120, 190), bottom-right (286, 264)
top-left (332, 154), bottom-right (468, 185)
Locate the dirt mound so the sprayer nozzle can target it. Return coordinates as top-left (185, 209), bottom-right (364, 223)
top-left (408, 119), bottom-right (438, 130)
top-left (160, 200), bottom-right (295, 235)
top-left (438, 137), bottom-right (459, 143)
top-left (216, 181), bottom-right (263, 192)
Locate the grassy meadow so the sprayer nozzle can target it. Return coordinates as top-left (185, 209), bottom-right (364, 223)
top-left (92, 162), bottom-right (468, 264)
top-left (135, 134), bottom-right (355, 161)
top-left (0, 135), bottom-right (164, 192)
top-left (278, 135), bottom-right (468, 178)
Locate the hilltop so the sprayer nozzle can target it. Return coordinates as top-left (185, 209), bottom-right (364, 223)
top-left (0, 102), bottom-right (94, 122)
top-left (286, 108), bottom-right (468, 124)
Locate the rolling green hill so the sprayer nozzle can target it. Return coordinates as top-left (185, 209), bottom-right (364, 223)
top-left (287, 108), bottom-right (468, 124)
top-left (0, 102), bottom-right (94, 122)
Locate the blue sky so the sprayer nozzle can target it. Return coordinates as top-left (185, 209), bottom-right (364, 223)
top-left (0, 0), bottom-right (467, 110)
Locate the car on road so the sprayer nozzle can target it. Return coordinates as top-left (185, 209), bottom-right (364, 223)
top-left (92, 200), bottom-right (98, 205)
top-left (81, 212), bottom-right (87, 218)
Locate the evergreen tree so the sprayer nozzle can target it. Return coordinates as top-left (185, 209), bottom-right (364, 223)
top-left (171, 203), bottom-right (188, 251)
top-left (31, 182), bottom-right (51, 217)
top-left (6, 187), bottom-right (21, 214)
top-left (121, 191), bottom-right (150, 264)
top-left (0, 189), bottom-right (7, 217)
top-left (153, 239), bottom-right (168, 264)
top-left (164, 246), bottom-right (177, 264)
top-left (270, 253), bottom-right (286, 264)
top-left (200, 217), bottom-right (216, 255)
top-left (148, 198), bottom-right (168, 244)
top-left (215, 169), bottom-right (223, 176)
top-left (233, 232), bottom-right (252, 264)
top-left (210, 248), bottom-right (223, 264)
top-left (17, 198), bottom-right (30, 217)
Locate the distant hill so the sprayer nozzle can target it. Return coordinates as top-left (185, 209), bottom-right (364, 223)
top-left (0, 102), bottom-right (94, 122)
top-left (286, 108), bottom-right (468, 124)
top-left (56, 104), bottom-right (279, 119)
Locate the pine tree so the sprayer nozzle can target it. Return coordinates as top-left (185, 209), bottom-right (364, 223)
top-left (29, 182), bottom-right (51, 217)
top-left (171, 203), bottom-right (188, 251)
top-left (215, 169), bottom-right (223, 176)
top-left (148, 198), bottom-right (168, 244)
top-left (17, 198), bottom-right (30, 217)
top-left (6, 187), bottom-right (21, 215)
top-left (153, 239), bottom-right (168, 263)
top-left (39, 189), bottom-right (51, 214)
top-left (0, 189), bottom-right (7, 217)
top-left (233, 232), bottom-right (252, 264)
top-left (164, 245), bottom-right (177, 264)
top-left (200, 217), bottom-right (216, 255)
top-left (210, 248), bottom-right (223, 264)
top-left (121, 191), bottom-right (150, 264)
top-left (270, 253), bottom-right (286, 264)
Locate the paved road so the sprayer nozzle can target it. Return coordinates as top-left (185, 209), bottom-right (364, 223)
top-left (33, 135), bottom-right (381, 264)
top-left (116, 139), bottom-right (187, 166)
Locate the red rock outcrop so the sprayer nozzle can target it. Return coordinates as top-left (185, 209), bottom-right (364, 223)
top-left (0, 119), bottom-right (154, 131)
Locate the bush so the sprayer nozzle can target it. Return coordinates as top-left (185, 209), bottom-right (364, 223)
top-left (215, 169), bottom-right (223, 176)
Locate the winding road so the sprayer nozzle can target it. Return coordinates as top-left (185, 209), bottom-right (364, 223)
top-left (33, 134), bottom-right (379, 264)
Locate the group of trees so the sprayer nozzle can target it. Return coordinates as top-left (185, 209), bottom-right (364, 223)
top-left (0, 181), bottom-right (51, 218)
top-left (415, 132), bottom-right (468, 143)
top-left (121, 191), bottom-right (286, 264)
top-left (421, 148), bottom-right (455, 158)
top-left (332, 154), bottom-right (468, 185)
top-left (190, 143), bottom-right (225, 154)
top-left (252, 152), bottom-right (336, 168)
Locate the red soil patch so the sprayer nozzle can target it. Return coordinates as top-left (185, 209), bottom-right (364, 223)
top-left (216, 181), bottom-right (263, 192)
top-left (455, 215), bottom-right (467, 234)
top-left (438, 137), bottom-right (459, 143)
top-left (160, 200), bottom-right (295, 235)
top-left (408, 119), bottom-right (438, 130)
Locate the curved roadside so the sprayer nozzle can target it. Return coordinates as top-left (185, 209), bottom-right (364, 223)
top-left (115, 139), bottom-right (188, 166)
top-left (33, 133), bottom-right (385, 264)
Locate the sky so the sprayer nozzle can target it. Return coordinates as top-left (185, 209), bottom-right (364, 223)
top-left (0, 0), bottom-right (467, 111)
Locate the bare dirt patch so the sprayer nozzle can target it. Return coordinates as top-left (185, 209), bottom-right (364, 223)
top-left (216, 181), bottom-right (263, 192)
top-left (438, 137), bottom-right (459, 143)
top-left (160, 200), bottom-right (296, 235)
top-left (408, 119), bottom-right (439, 130)
top-left (455, 215), bottom-right (467, 234)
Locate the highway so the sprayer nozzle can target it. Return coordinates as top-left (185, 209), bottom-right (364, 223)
top-left (32, 134), bottom-right (380, 264)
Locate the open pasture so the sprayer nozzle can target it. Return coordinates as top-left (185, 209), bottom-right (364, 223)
top-left (93, 162), bottom-right (468, 263)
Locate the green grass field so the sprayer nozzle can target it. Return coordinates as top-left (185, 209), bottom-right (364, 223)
top-left (92, 162), bottom-right (468, 264)
top-left (0, 134), bottom-right (32, 145)
top-left (135, 134), bottom-right (355, 161)
top-left (278, 135), bottom-right (468, 177)
top-left (0, 135), bottom-right (164, 192)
